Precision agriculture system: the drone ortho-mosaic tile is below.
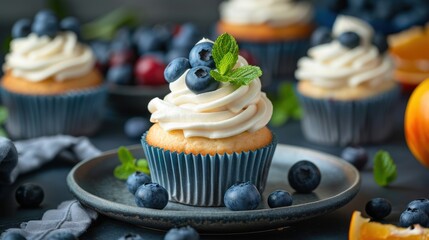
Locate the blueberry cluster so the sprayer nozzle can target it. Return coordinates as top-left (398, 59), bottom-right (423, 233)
top-left (12, 9), bottom-right (80, 39)
top-left (164, 42), bottom-right (220, 94)
top-left (310, 26), bottom-right (388, 53)
top-left (126, 172), bottom-right (169, 210)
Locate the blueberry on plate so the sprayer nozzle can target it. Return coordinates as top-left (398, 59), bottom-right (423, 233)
top-left (107, 64), bottom-right (133, 85)
top-left (126, 171), bottom-right (151, 194)
top-left (189, 42), bottom-right (215, 68)
top-left (164, 57), bottom-right (191, 83)
top-left (124, 117), bottom-right (151, 140)
top-left (185, 66), bottom-right (219, 94)
top-left (135, 183), bottom-right (169, 210)
top-left (372, 33), bottom-right (388, 54)
top-left (340, 146), bottom-right (368, 171)
top-left (2, 232), bottom-right (26, 240)
top-left (164, 226), bottom-right (200, 240)
top-left (45, 230), bottom-right (77, 240)
top-left (224, 182), bottom-right (261, 211)
top-left (408, 198), bottom-right (429, 216)
top-left (60, 17), bottom-right (80, 37)
top-left (338, 32), bottom-right (361, 49)
top-left (399, 208), bottom-right (429, 228)
top-left (310, 27), bottom-right (332, 47)
top-left (288, 160), bottom-right (321, 193)
top-left (365, 198), bottom-right (392, 220)
top-left (12, 19), bottom-right (32, 39)
top-left (15, 183), bottom-right (44, 208)
top-left (267, 190), bottom-right (293, 208)
top-left (117, 233), bottom-right (145, 240)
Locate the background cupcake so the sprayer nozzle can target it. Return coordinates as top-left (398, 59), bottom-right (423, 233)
top-left (217, 0), bottom-right (314, 88)
top-left (1, 10), bottom-right (106, 139)
top-left (142, 34), bottom-right (276, 207)
top-left (295, 15), bottom-right (400, 146)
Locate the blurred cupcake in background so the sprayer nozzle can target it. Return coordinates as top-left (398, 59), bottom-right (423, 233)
top-left (1, 9), bottom-right (106, 139)
top-left (295, 15), bottom-right (400, 146)
top-left (217, 0), bottom-right (314, 87)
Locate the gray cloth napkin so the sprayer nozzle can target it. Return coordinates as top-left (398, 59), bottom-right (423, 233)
top-left (2, 200), bottom-right (98, 240)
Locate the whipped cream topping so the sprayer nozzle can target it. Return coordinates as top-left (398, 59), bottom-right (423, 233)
top-left (295, 16), bottom-right (394, 88)
top-left (148, 56), bottom-right (273, 139)
top-left (219, 0), bottom-right (312, 26)
top-left (3, 32), bottom-right (95, 82)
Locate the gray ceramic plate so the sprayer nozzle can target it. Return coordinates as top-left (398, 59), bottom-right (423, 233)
top-left (67, 144), bottom-right (360, 233)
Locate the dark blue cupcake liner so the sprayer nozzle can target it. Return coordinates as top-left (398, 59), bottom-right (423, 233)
top-left (1, 85), bottom-right (107, 139)
top-left (297, 85), bottom-right (401, 146)
top-left (141, 132), bottom-right (277, 207)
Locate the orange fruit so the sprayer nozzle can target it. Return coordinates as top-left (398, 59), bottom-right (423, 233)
top-left (349, 211), bottom-right (429, 240)
top-left (404, 77), bottom-right (429, 168)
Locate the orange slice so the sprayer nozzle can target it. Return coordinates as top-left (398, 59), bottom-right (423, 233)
top-left (349, 211), bottom-right (429, 240)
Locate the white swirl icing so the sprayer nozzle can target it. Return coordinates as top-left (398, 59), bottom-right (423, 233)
top-left (148, 56), bottom-right (273, 139)
top-left (219, 0), bottom-right (312, 26)
top-left (295, 16), bottom-right (394, 88)
top-left (3, 32), bottom-right (95, 82)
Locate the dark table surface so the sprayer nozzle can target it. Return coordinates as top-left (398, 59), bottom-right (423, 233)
top-left (1, 94), bottom-right (429, 240)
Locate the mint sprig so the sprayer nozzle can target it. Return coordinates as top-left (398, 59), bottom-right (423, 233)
top-left (373, 150), bottom-right (397, 187)
top-left (210, 33), bottom-right (262, 86)
top-left (113, 146), bottom-right (150, 180)
top-left (270, 83), bottom-right (302, 126)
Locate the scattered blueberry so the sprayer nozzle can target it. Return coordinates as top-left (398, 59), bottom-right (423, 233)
top-left (224, 182), bottom-right (261, 211)
top-left (267, 190), bottom-right (293, 208)
top-left (12, 19), bottom-right (32, 39)
top-left (164, 226), bottom-right (200, 240)
top-left (188, 42), bottom-right (215, 68)
top-left (341, 146), bottom-right (368, 171)
top-left (107, 64), bottom-right (133, 85)
top-left (126, 171), bottom-right (151, 194)
top-left (399, 208), bottom-right (429, 227)
top-left (124, 117), bottom-right (151, 140)
top-left (0, 137), bottom-right (18, 183)
top-left (338, 32), bottom-right (361, 49)
top-left (310, 27), bottom-right (332, 47)
top-left (34, 9), bottom-right (57, 22)
top-left (408, 198), bottom-right (429, 216)
top-left (15, 183), bottom-right (44, 208)
top-left (164, 57), bottom-right (191, 83)
top-left (45, 230), bottom-right (77, 240)
top-left (185, 66), bottom-right (219, 94)
top-left (288, 160), bottom-right (321, 193)
top-left (114, 27), bottom-right (134, 50)
top-left (32, 18), bottom-right (58, 38)
top-left (134, 29), bottom-right (164, 55)
top-left (135, 183), bottom-right (169, 210)
top-left (117, 233), bottom-right (145, 240)
top-left (60, 17), bottom-right (80, 37)
top-left (2, 232), bottom-right (26, 240)
top-left (372, 34), bottom-right (388, 54)
top-left (365, 198), bottom-right (392, 220)
top-left (171, 23), bottom-right (199, 50)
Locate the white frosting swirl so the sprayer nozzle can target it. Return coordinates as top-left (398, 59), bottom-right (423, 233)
top-left (3, 32), bottom-right (95, 82)
top-left (219, 0), bottom-right (312, 26)
top-left (295, 16), bottom-right (394, 88)
top-left (148, 56), bottom-right (273, 139)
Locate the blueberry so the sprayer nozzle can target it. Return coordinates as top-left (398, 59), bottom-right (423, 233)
top-left (372, 34), bottom-right (388, 54)
top-left (126, 171), bottom-right (151, 194)
top-left (288, 160), bottom-right (321, 193)
top-left (189, 42), bottom-right (215, 68)
top-left (224, 182), bottom-right (261, 211)
top-left (117, 233), bottom-right (145, 240)
top-left (15, 183), bottom-right (44, 208)
top-left (124, 117), bottom-right (151, 140)
top-left (365, 198), bottom-right (392, 220)
top-left (107, 64), bottom-right (133, 85)
top-left (134, 28), bottom-right (163, 56)
top-left (171, 23), bottom-right (199, 50)
top-left (408, 198), bottom-right (429, 216)
top-left (341, 146), bottom-right (368, 171)
top-left (90, 41), bottom-right (111, 64)
top-left (267, 190), bottom-right (293, 208)
top-left (45, 230), bottom-right (77, 240)
top-left (164, 58), bottom-right (191, 83)
top-left (2, 232), bottom-right (26, 240)
top-left (338, 32), bottom-right (361, 49)
top-left (135, 183), bottom-right (169, 210)
top-left (185, 67), bottom-right (219, 94)
top-left (34, 9), bottom-right (57, 22)
top-left (12, 19), bottom-right (32, 39)
top-left (164, 226), bottom-right (199, 240)
top-left (0, 137), bottom-right (18, 184)
top-left (31, 18), bottom-right (58, 38)
top-left (60, 17), bottom-right (80, 37)
top-left (166, 49), bottom-right (189, 63)
top-left (153, 25), bottom-right (173, 51)
top-left (310, 27), bottom-right (332, 47)
top-left (399, 208), bottom-right (429, 227)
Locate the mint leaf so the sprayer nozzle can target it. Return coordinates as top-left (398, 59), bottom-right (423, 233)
top-left (218, 52), bottom-right (236, 75)
top-left (135, 159), bottom-right (150, 175)
top-left (114, 146), bottom-right (150, 180)
top-left (118, 146), bottom-right (134, 164)
top-left (210, 70), bottom-right (229, 82)
top-left (113, 165), bottom-right (134, 180)
top-left (0, 107), bottom-right (8, 124)
top-left (269, 83), bottom-right (302, 126)
top-left (225, 65), bottom-right (262, 86)
top-left (212, 33), bottom-right (239, 67)
top-left (373, 150), bottom-right (397, 187)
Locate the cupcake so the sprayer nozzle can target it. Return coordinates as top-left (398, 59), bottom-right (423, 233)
top-left (295, 15), bottom-right (400, 146)
top-left (141, 33), bottom-right (276, 206)
top-left (217, 0), bottom-right (314, 86)
top-left (1, 10), bottom-right (106, 139)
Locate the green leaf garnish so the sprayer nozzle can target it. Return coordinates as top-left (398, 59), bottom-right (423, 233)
top-left (373, 150), bottom-right (397, 187)
top-left (113, 146), bottom-right (150, 180)
top-left (210, 33), bottom-right (262, 86)
top-left (269, 83), bottom-right (302, 126)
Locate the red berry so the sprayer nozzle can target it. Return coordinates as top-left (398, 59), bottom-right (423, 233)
top-left (134, 56), bottom-right (166, 86)
top-left (109, 50), bottom-right (135, 67)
